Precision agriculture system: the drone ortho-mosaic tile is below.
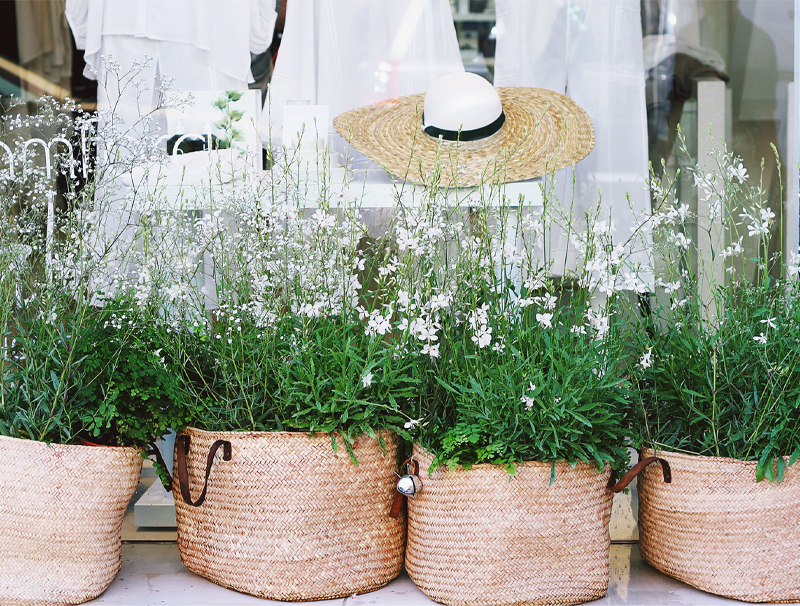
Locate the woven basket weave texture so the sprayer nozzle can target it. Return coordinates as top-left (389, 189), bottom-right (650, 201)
top-left (405, 445), bottom-right (614, 606)
top-left (638, 447), bottom-right (800, 603)
top-left (173, 427), bottom-right (405, 601)
top-left (0, 435), bottom-right (142, 606)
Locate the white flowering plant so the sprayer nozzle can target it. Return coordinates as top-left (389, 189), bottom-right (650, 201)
top-left (161, 156), bottom-right (421, 457)
top-left (0, 85), bottom-right (194, 451)
top-left (382, 187), bottom-right (635, 475)
top-left (629, 141), bottom-right (800, 481)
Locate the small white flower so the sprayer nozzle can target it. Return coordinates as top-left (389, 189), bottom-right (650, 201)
top-left (536, 313), bottom-right (553, 329)
top-left (753, 333), bottom-right (768, 345)
top-left (789, 250), bottom-right (800, 277)
top-left (416, 322), bottom-right (439, 343)
top-left (366, 310), bottom-right (391, 337)
top-left (760, 317), bottom-right (777, 330)
top-left (639, 347), bottom-right (653, 370)
top-left (760, 207), bottom-right (776, 223)
top-left (747, 222), bottom-right (769, 238)
top-left (430, 293), bottom-right (451, 311)
top-left (311, 209), bottom-right (335, 229)
top-left (728, 162), bottom-right (748, 183)
top-left (361, 372), bottom-right (373, 388)
top-left (166, 283), bottom-right (183, 301)
top-left (421, 342), bottom-right (440, 358)
top-left (534, 293), bottom-right (557, 310)
top-left (404, 418), bottom-right (421, 430)
top-left (471, 327), bottom-right (492, 349)
top-left (672, 232), bottom-right (691, 249)
top-left (520, 395), bottom-right (535, 410)
top-left (524, 276), bottom-right (546, 290)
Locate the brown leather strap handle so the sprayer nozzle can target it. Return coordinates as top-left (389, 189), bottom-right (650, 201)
top-left (176, 435), bottom-right (232, 507)
top-left (402, 457), bottom-right (420, 476)
top-left (608, 456), bottom-right (672, 493)
top-left (147, 441), bottom-right (174, 492)
top-left (389, 458), bottom-right (421, 518)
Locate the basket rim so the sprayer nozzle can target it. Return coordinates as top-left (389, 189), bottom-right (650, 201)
top-left (641, 446), bottom-right (792, 468)
top-left (412, 442), bottom-right (610, 474)
top-left (182, 426), bottom-right (397, 440)
top-left (0, 433), bottom-right (141, 455)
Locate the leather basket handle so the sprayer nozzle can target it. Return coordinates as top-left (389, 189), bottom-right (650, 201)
top-left (176, 435), bottom-right (232, 507)
top-left (389, 458), bottom-right (420, 518)
top-left (608, 456), bottom-right (672, 493)
top-left (148, 440), bottom-right (174, 492)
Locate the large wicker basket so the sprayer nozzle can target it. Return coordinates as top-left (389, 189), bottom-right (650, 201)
top-left (405, 445), bottom-right (615, 606)
top-left (0, 435), bottom-right (142, 606)
top-left (638, 447), bottom-right (800, 602)
top-left (172, 427), bottom-right (405, 601)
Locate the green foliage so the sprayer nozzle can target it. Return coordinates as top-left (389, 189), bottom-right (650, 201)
top-left (1, 297), bottom-right (191, 449)
top-left (171, 312), bottom-right (419, 457)
top-left (630, 139), bottom-right (800, 482)
top-left (72, 300), bottom-right (192, 448)
top-left (420, 294), bottom-right (632, 475)
top-left (382, 193), bottom-right (636, 475)
top-left (211, 90), bottom-right (246, 150)
top-left (631, 278), bottom-right (800, 481)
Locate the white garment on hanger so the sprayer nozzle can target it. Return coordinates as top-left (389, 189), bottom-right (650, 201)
top-left (494, 0), bottom-right (651, 274)
top-left (66, 0), bottom-right (276, 84)
top-left (264, 0), bottom-right (463, 143)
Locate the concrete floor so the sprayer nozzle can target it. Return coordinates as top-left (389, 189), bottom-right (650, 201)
top-left (87, 543), bottom-right (743, 606)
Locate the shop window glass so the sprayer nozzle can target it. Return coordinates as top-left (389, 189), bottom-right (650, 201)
top-left (0, 0), bottom-right (796, 545)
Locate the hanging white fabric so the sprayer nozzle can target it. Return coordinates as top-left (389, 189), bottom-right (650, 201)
top-left (494, 0), bottom-right (652, 275)
top-left (264, 0), bottom-right (464, 144)
top-left (65, 0), bottom-right (276, 85)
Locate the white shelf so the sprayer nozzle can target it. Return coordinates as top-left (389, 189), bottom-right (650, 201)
top-left (86, 544), bottom-right (744, 605)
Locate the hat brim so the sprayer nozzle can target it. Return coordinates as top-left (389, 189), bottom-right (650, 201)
top-left (333, 87), bottom-right (594, 187)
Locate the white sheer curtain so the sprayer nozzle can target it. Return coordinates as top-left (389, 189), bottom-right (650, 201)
top-left (263, 0), bottom-right (464, 143)
top-left (494, 0), bottom-right (651, 273)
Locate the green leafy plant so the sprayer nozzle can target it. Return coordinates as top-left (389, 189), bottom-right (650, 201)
top-left (376, 182), bottom-right (637, 475)
top-left (159, 152), bottom-right (421, 458)
top-left (629, 139), bottom-right (800, 482)
top-left (212, 91), bottom-right (246, 150)
top-left (0, 82), bottom-right (193, 457)
top-left (72, 299), bottom-right (191, 449)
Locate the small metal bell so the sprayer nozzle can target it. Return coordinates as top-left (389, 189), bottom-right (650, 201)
top-left (396, 473), bottom-right (422, 497)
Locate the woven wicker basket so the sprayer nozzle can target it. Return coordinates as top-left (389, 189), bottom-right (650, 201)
top-left (0, 435), bottom-right (142, 606)
top-left (405, 445), bottom-right (614, 606)
top-left (638, 447), bottom-right (800, 602)
top-left (172, 427), bottom-right (405, 601)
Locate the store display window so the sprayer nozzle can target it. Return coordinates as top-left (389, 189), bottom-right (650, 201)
top-left (0, 0), bottom-right (798, 553)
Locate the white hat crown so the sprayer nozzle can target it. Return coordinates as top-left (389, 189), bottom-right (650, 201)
top-left (422, 72), bottom-right (504, 140)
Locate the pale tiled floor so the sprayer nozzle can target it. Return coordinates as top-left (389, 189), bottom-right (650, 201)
top-left (87, 543), bottom-right (743, 606)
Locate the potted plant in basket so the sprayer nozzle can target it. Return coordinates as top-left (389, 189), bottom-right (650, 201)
top-left (628, 143), bottom-right (800, 603)
top-left (386, 188), bottom-right (654, 606)
top-left (0, 94), bottom-right (191, 606)
top-left (159, 163), bottom-right (419, 601)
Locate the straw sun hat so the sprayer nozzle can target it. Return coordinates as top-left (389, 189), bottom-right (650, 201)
top-left (333, 72), bottom-right (594, 187)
